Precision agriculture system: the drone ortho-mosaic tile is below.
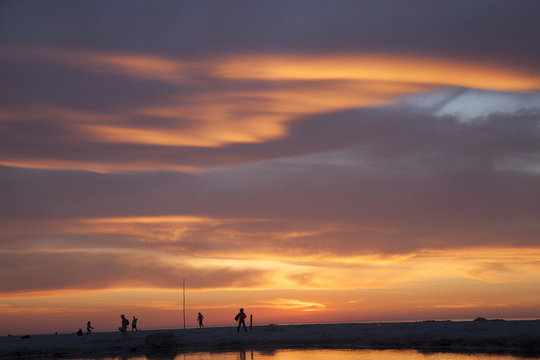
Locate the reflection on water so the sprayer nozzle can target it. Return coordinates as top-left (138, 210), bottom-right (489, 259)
top-left (91, 349), bottom-right (540, 360)
top-left (267, 349), bottom-right (539, 360)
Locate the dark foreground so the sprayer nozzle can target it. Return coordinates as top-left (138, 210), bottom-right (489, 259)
top-left (1, 320), bottom-right (540, 359)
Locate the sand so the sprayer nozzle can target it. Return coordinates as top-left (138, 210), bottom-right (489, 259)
top-left (1, 320), bottom-right (539, 359)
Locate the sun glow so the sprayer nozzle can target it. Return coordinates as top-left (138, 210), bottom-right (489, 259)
top-left (2, 241), bottom-right (540, 333)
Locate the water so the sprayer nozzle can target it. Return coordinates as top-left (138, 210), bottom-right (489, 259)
top-left (77, 349), bottom-right (540, 360)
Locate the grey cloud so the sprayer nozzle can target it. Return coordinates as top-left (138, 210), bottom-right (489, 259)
top-left (1, 1), bottom-right (539, 71)
top-left (0, 60), bottom-right (182, 111)
top-left (399, 88), bottom-right (540, 120)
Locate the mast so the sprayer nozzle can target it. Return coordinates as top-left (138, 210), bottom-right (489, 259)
top-left (182, 278), bottom-right (186, 330)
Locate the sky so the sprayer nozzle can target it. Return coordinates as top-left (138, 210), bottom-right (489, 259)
top-left (1, 0), bottom-right (540, 335)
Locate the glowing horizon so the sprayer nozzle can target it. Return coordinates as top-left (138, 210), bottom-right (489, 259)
top-left (3, 211), bottom-right (540, 334)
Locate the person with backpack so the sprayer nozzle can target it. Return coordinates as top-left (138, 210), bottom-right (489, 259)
top-left (234, 308), bottom-right (247, 333)
top-left (120, 314), bottom-right (129, 335)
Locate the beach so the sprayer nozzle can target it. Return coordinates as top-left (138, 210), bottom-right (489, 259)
top-left (1, 320), bottom-right (540, 359)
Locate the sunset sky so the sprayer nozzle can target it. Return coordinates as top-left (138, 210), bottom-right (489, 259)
top-left (1, 0), bottom-right (540, 335)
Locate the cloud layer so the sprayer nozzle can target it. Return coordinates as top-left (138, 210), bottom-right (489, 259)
top-left (1, 0), bottom-right (540, 333)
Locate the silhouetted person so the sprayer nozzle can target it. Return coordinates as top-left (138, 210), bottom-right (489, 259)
top-left (235, 308), bottom-right (247, 332)
top-left (76, 328), bottom-right (83, 336)
top-left (132, 316), bottom-right (138, 331)
top-left (250, 314), bottom-right (253, 331)
top-left (86, 321), bottom-right (94, 335)
top-left (197, 312), bottom-right (204, 328)
top-left (120, 314), bottom-right (129, 335)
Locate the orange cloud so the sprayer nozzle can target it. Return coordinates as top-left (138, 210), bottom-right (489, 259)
top-left (12, 48), bottom-right (536, 92)
top-left (0, 158), bottom-right (202, 174)
top-left (214, 54), bottom-right (540, 92)
top-left (258, 298), bottom-right (326, 312)
top-left (0, 81), bottom-right (429, 154)
top-left (78, 80), bottom-right (430, 148)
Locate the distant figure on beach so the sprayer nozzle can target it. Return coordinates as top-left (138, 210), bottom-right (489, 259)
top-left (235, 308), bottom-right (247, 332)
top-left (198, 312), bottom-right (204, 328)
top-left (76, 328), bottom-right (83, 336)
top-left (119, 314), bottom-right (129, 335)
top-left (132, 316), bottom-right (138, 331)
top-left (86, 321), bottom-right (94, 335)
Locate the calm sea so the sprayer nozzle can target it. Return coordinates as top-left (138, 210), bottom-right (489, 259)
top-left (71, 349), bottom-right (540, 360)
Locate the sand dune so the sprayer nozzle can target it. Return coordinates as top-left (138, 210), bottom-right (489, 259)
top-left (1, 320), bottom-right (539, 359)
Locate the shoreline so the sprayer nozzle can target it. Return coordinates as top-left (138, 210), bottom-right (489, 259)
top-left (1, 320), bottom-right (540, 359)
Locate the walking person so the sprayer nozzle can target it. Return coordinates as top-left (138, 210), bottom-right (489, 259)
top-left (197, 312), bottom-right (204, 328)
top-left (86, 321), bottom-right (94, 335)
top-left (120, 314), bottom-right (129, 335)
top-left (235, 308), bottom-right (247, 333)
top-left (132, 316), bottom-right (138, 331)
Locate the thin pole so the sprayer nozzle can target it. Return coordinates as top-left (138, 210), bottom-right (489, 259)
top-left (182, 278), bottom-right (186, 330)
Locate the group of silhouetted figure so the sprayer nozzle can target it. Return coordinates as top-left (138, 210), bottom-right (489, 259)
top-left (78, 308), bottom-right (251, 336)
top-left (119, 314), bottom-right (138, 335)
top-left (76, 321), bottom-right (95, 336)
top-left (78, 315), bottom-right (138, 336)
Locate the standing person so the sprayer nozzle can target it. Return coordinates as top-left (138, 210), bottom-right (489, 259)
top-left (132, 316), bottom-right (138, 331)
top-left (234, 308), bottom-right (247, 333)
top-left (120, 314), bottom-right (129, 335)
top-left (86, 321), bottom-right (94, 335)
top-left (197, 312), bottom-right (204, 328)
